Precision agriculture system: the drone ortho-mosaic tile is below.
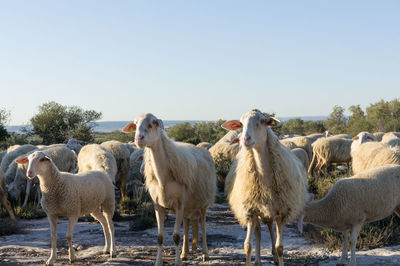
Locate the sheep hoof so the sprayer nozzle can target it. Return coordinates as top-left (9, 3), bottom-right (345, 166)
top-left (46, 259), bottom-right (54, 266)
top-left (180, 253), bottom-right (187, 260)
top-left (110, 251), bottom-right (116, 258)
top-left (202, 254), bottom-right (208, 262)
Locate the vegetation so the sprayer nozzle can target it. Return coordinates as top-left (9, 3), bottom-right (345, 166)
top-left (94, 130), bottom-right (134, 144)
top-left (30, 101), bottom-right (102, 144)
top-left (0, 108), bottom-right (10, 148)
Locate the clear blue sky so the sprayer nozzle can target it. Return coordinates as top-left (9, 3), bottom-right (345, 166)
top-left (1, 1), bottom-right (399, 125)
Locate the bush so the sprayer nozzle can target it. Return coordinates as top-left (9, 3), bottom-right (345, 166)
top-left (214, 153), bottom-right (233, 192)
top-left (14, 204), bottom-right (47, 219)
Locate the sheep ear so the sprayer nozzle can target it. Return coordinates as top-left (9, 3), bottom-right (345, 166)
top-left (352, 136), bottom-right (359, 140)
top-left (230, 138), bottom-right (239, 145)
top-left (221, 120), bottom-right (242, 131)
top-left (264, 117), bottom-right (281, 127)
top-left (152, 119), bottom-right (164, 130)
top-left (16, 157), bottom-right (29, 164)
top-left (122, 122), bottom-right (136, 133)
top-left (135, 155), bottom-right (144, 162)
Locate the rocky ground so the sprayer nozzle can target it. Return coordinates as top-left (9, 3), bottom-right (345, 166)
top-left (1, 204), bottom-right (400, 265)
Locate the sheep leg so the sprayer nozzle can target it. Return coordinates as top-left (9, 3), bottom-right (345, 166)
top-left (275, 220), bottom-right (285, 266)
top-left (264, 219), bottom-right (278, 264)
top-left (90, 210), bottom-right (111, 254)
top-left (104, 211), bottom-right (116, 258)
top-left (46, 215), bottom-right (58, 266)
top-left (67, 216), bottom-right (78, 263)
top-left (155, 205), bottom-right (165, 266)
top-left (337, 230), bottom-right (348, 265)
top-left (191, 218), bottom-right (199, 252)
top-left (200, 208), bottom-right (208, 261)
top-left (120, 176), bottom-right (127, 200)
top-left (173, 203), bottom-right (184, 266)
top-left (254, 220), bottom-right (261, 266)
top-left (1, 194), bottom-right (16, 220)
top-left (244, 220), bottom-right (255, 266)
top-left (22, 179), bottom-right (31, 208)
top-left (349, 224), bottom-right (361, 266)
top-left (180, 218), bottom-right (189, 260)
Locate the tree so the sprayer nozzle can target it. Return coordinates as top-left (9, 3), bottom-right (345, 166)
top-left (0, 108), bottom-right (10, 142)
top-left (324, 105), bottom-right (347, 134)
top-left (167, 122), bottom-right (198, 144)
top-left (30, 101), bottom-right (102, 144)
top-left (281, 118), bottom-right (305, 135)
top-left (303, 120), bottom-right (325, 135)
top-left (346, 105), bottom-right (370, 136)
top-left (366, 99), bottom-right (400, 132)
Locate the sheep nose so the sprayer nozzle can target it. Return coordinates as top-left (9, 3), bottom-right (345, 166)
top-left (27, 170), bottom-right (34, 177)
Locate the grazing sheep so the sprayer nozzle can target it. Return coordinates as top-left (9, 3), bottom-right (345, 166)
top-left (100, 140), bottom-right (130, 199)
top-left (351, 133), bottom-right (400, 175)
top-left (8, 145), bottom-right (78, 208)
top-left (196, 142), bottom-right (213, 150)
top-left (0, 169), bottom-right (16, 220)
top-left (66, 138), bottom-right (83, 154)
top-left (303, 164), bottom-right (400, 266)
top-left (16, 151), bottom-right (116, 265)
top-left (308, 137), bottom-right (353, 177)
top-left (292, 148), bottom-right (310, 171)
top-left (209, 130), bottom-right (240, 162)
top-left (77, 144), bottom-right (117, 183)
top-left (373, 131), bottom-right (385, 141)
top-left (223, 109), bottom-right (307, 266)
top-left (1, 144), bottom-right (37, 174)
top-left (122, 113), bottom-right (216, 265)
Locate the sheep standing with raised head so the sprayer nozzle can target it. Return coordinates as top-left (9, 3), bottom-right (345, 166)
top-left (77, 144), bottom-right (117, 183)
top-left (0, 169), bottom-right (16, 220)
top-left (122, 113), bottom-right (216, 265)
top-left (101, 140), bottom-right (130, 199)
top-left (303, 164), bottom-right (400, 266)
top-left (16, 151), bottom-right (116, 265)
top-left (223, 109), bottom-right (307, 266)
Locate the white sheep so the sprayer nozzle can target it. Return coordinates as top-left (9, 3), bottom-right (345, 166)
top-left (122, 113), bottom-right (217, 265)
top-left (308, 137), bottom-right (353, 176)
top-left (0, 169), bottom-right (16, 220)
top-left (303, 164), bottom-right (400, 266)
top-left (100, 140), bottom-right (130, 199)
top-left (381, 132), bottom-right (400, 143)
top-left (16, 151), bottom-right (116, 265)
top-left (77, 144), bottom-right (117, 183)
top-left (196, 142), bottom-right (213, 150)
top-left (351, 132), bottom-right (400, 175)
top-left (209, 130), bottom-right (241, 162)
top-left (292, 147), bottom-right (310, 171)
top-left (282, 136), bottom-right (313, 161)
top-left (1, 144), bottom-right (37, 178)
top-left (222, 109), bottom-right (307, 266)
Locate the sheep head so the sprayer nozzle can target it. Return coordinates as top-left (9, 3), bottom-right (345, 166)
top-left (16, 151), bottom-right (51, 180)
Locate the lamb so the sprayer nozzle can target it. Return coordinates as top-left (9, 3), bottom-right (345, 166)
top-left (196, 142), bottom-right (213, 150)
top-left (16, 151), bottom-right (116, 265)
top-left (209, 130), bottom-right (240, 162)
top-left (351, 133), bottom-right (400, 175)
top-left (303, 164), bottom-right (400, 266)
top-left (100, 140), bottom-right (130, 199)
top-left (0, 169), bottom-right (16, 220)
top-left (222, 109), bottom-right (307, 266)
top-left (292, 147), bottom-right (310, 171)
top-left (77, 144), bottom-right (117, 183)
top-left (0, 144), bottom-right (37, 174)
top-left (308, 137), bottom-right (353, 176)
top-left (122, 113), bottom-right (216, 265)
top-left (8, 145), bottom-right (78, 207)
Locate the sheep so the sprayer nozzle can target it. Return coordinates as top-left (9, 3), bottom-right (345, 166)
top-left (127, 148), bottom-right (145, 198)
top-left (222, 109), bottom-right (307, 266)
top-left (196, 142), bottom-right (213, 150)
top-left (292, 147), bottom-right (310, 171)
top-left (351, 133), bottom-right (400, 175)
top-left (381, 132), bottom-right (400, 143)
top-left (282, 136), bottom-right (313, 161)
top-left (373, 131), bottom-right (385, 141)
top-left (122, 113), bottom-right (217, 265)
top-left (8, 145), bottom-right (78, 208)
top-left (100, 140), bottom-right (131, 199)
top-left (209, 130), bottom-right (240, 163)
top-left (123, 142), bottom-right (136, 154)
top-left (6, 145), bottom-right (21, 152)
top-left (330, 134), bottom-right (353, 139)
top-left (0, 169), bottom-right (16, 220)
top-left (16, 151), bottom-right (116, 265)
top-left (66, 138), bottom-right (83, 154)
top-left (0, 150), bottom-right (6, 165)
top-left (0, 144), bottom-right (37, 174)
top-left (77, 144), bottom-right (117, 183)
top-left (308, 137), bottom-right (353, 177)
top-left (303, 164), bottom-right (400, 266)
top-left (387, 138), bottom-right (400, 148)
top-left (279, 139), bottom-right (298, 150)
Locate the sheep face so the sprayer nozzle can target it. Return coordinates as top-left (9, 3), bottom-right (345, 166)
top-left (222, 109), bottom-right (280, 150)
top-left (352, 132), bottom-right (377, 144)
top-left (132, 113), bottom-right (164, 149)
top-left (17, 151), bottom-right (52, 179)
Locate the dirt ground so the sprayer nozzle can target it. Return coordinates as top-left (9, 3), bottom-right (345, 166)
top-left (1, 204), bottom-right (400, 265)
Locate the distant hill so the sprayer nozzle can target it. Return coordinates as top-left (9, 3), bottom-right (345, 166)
top-left (6, 116), bottom-right (327, 133)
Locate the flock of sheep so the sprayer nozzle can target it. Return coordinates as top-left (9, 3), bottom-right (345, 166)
top-left (1, 109), bottom-right (400, 266)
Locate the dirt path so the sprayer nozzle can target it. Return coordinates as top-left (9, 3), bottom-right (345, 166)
top-left (1, 204), bottom-right (400, 265)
